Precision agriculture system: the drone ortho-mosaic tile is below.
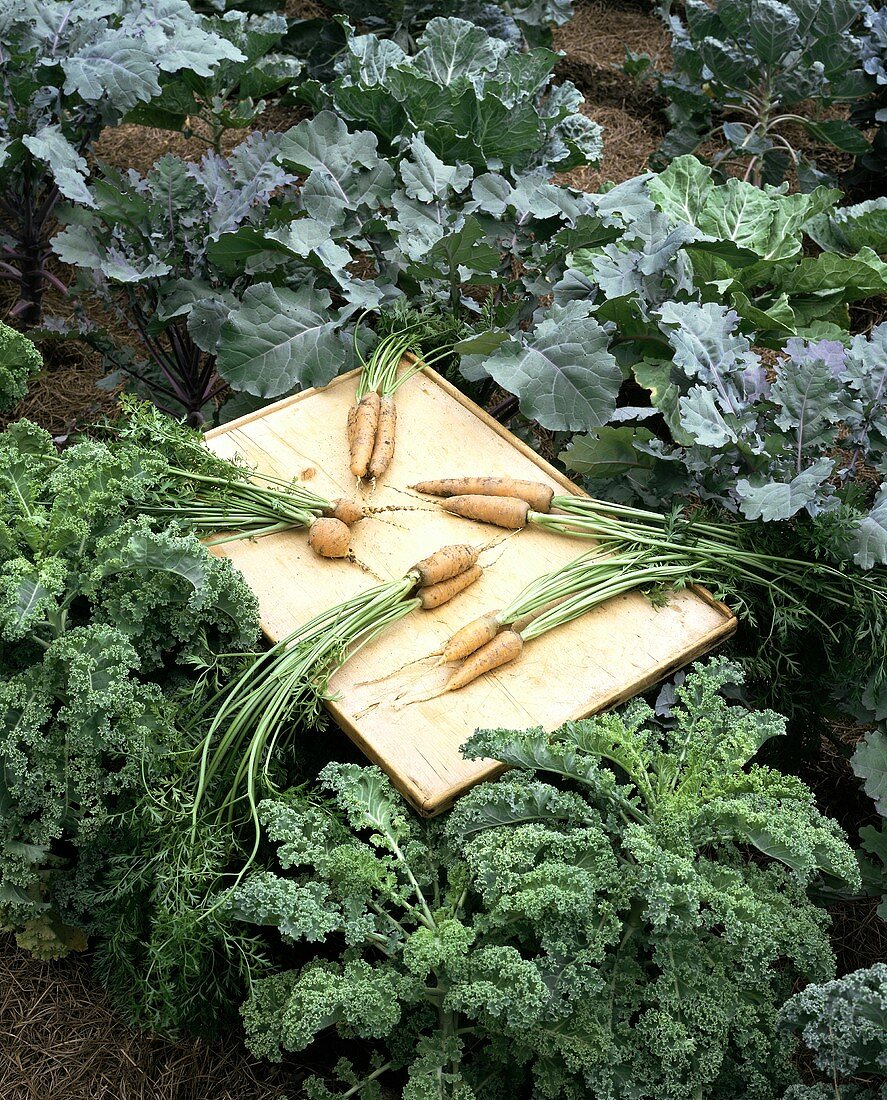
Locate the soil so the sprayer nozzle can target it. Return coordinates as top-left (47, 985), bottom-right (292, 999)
top-left (1, 1), bottom-right (883, 1096)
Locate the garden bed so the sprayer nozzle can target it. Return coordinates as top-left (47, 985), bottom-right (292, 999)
top-left (0, 0), bottom-right (885, 1096)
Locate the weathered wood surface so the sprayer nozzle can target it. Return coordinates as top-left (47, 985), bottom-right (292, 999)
top-left (205, 366), bottom-right (736, 815)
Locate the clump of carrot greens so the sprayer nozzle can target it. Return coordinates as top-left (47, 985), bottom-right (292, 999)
top-left (188, 543), bottom-right (486, 867)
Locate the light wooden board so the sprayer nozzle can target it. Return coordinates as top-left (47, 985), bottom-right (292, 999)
top-left (205, 366), bottom-right (736, 816)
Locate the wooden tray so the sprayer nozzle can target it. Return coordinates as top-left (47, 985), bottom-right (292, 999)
top-left (205, 366), bottom-right (736, 815)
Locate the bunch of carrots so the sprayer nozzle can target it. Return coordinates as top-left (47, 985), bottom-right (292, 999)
top-left (117, 397), bottom-right (367, 559)
top-left (394, 472), bottom-right (887, 698)
top-left (346, 312), bottom-right (503, 483)
top-left (392, 545), bottom-right (694, 705)
top-left (188, 543), bottom-right (486, 865)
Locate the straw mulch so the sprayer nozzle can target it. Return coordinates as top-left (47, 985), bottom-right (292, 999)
top-left (0, 937), bottom-right (291, 1100)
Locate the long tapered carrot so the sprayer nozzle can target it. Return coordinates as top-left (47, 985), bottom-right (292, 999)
top-left (445, 630), bottom-right (523, 691)
top-left (441, 495), bottom-right (530, 529)
top-left (409, 544), bottom-right (479, 587)
top-left (418, 564), bottom-right (483, 609)
top-left (368, 395), bottom-right (396, 479)
top-left (349, 391), bottom-right (381, 478)
top-left (414, 477), bottom-right (554, 513)
top-left (438, 611), bottom-right (502, 663)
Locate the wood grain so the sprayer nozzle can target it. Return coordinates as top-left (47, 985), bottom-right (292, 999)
top-left (205, 366), bottom-right (736, 815)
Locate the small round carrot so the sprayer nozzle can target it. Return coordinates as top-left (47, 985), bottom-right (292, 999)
top-left (368, 394), bottom-right (396, 479)
top-left (418, 564), bottom-right (483, 610)
top-left (349, 391), bottom-right (381, 478)
top-left (442, 495), bottom-right (530, 529)
top-left (308, 517), bottom-right (351, 558)
top-left (414, 477), bottom-right (554, 513)
top-left (409, 544), bottom-right (479, 587)
top-left (329, 498), bottom-right (365, 526)
top-left (439, 611), bottom-right (502, 663)
top-left (445, 630), bottom-right (523, 692)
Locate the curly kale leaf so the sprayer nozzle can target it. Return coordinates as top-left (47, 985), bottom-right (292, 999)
top-left (0, 624), bottom-right (174, 917)
top-left (0, 323), bottom-right (42, 412)
top-left (233, 660), bottom-right (854, 1099)
top-left (779, 964), bottom-right (887, 1078)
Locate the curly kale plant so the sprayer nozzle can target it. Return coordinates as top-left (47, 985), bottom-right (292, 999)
top-left (779, 964), bottom-right (887, 1095)
top-left (127, 11), bottom-right (302, 154)
top-left (653, 0), bottom-right (873, 186)
top-left (300, 18), bottom-right (601, 175)
top-left (0, 419), bottom-right (258, 935)
top-left (0, 321), bottom-right (41, 412)
top-left (233, 659), bottom-right (858, 1100)
top-left (0, 0), bottom-right (241, 326)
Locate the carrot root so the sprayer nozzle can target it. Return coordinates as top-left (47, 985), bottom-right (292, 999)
top-left (368, 394), bottom-right (396, 479)
top-left (418, 564), bottom-right (483, 609)
top-left (349, 391), bottom-right (381, 478)
top-left (442, 495), bottom-right (530, 530)
top-left (328, 499), bottom-right (365, 526)
top-left (409, 544), bottom-right (479, 587)
top-left (413, 477), bottom-right (554, 513)
top-left (445, 630), bottom-right (524, 692)
top-left (308, 517), bottom-right (351, 558)
top-left (438, 611), bottom-right (503, 663)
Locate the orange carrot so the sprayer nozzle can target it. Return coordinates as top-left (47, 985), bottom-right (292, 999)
top-left (442, 495), bottom-right (530, 529)
top-left (308, 517), bottom-right (351, 558)
top-left (445, 630), bottom-right (523, 691)
top-left (418, 564), bottom-right (483, 609)
top-left (414, 477), bottom-right (554, 513)
top-left (349, 391), bottom-right (381, 478)
top-left (329, 499), bottom-right (365, 526)
top-left (368, 394), bottom-right (396, 479)
top-left (409, 544), bottom-right (479, 587)
top-left (438, 611), bottom-right (502, 663)
top-left (346, 404), bottom-right (357, 456)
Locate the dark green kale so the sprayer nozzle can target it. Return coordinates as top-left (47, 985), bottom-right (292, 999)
top-left (0, 417), bottom-right (258, 940)
top-left (232, 659), bottom-right (858, 1100)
